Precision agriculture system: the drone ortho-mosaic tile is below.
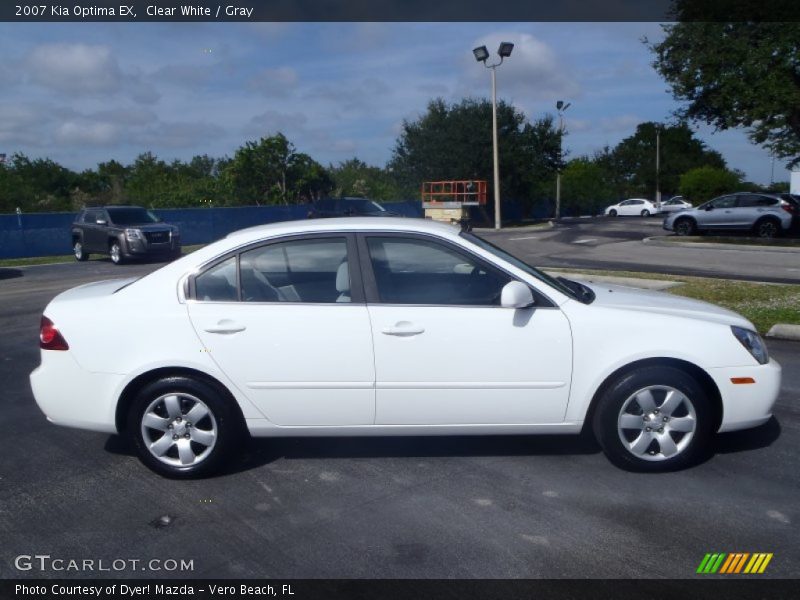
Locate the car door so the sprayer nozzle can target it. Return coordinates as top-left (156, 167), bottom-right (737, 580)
top-left (699, 195), bottom-right (738, 229)
top-left (84, 209), bottom-right (106, 251)
top-left (358, 233), bottom-right (572, 425)
top-left (617, 200), bottom-right (634, 215)
top-left (186, 234), bottom-right (376, 426)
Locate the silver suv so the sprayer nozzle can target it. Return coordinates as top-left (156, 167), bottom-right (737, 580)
top-left (663, 192), bottom-right (796, 238)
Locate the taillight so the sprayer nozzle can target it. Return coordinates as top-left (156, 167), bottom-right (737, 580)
top-left (40, 316), bottom-right (69, 351)
top-left (780, 200), bottom-right (797, 215)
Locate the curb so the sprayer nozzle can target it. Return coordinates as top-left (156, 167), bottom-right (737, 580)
top-left (644, 236), bottom-right (800, 253)
top-left (766, 324), bottom-right (800, 341)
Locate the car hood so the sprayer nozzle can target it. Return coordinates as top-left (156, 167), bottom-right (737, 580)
top-left (117, 223), bottom-right (177, 231)
top-left (582, 282), bottom-right (753, 329)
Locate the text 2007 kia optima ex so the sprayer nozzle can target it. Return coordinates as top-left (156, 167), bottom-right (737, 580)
top-left (30, 218), bottom-right (781, 477)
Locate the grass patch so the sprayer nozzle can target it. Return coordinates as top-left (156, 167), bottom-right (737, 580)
top-left (548, 267), bottom-right (800, 334)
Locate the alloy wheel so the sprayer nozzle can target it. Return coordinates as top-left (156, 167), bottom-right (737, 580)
top-left (617, 385), bottom-right (697, 462)
top-left (140, 393), bottom-right (218, 467)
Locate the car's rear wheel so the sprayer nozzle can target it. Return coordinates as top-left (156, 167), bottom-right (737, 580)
top-left (641, 209), bottom-right (650, 217)
top-left (673, 218), bottom-right (696, 236)
top-left (754, 218), bottom-right (780, 239)
top-left (608, 209), bottom-right (617, 217)
top-left (593, 366), bottom-right (713, 472)
top-left (128, 376), bottom-right (242, 478)
top-left (73, 241), bottom-right (89, 261)
top-left (109, 241), bottom-right (124, 265)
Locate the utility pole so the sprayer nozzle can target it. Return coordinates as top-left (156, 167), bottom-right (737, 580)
top-left (655, 126), bottom-right (661, 210)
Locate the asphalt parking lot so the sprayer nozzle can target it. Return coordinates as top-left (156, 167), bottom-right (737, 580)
top-left (1, 231), bottom-right (798, 579)
top-left (479, 216), bottom-right (800, 284)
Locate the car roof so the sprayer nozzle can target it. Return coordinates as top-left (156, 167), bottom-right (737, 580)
top-left (227, 216), bottom-right (458, 241)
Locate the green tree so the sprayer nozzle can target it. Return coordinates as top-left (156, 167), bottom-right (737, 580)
top-left (329, 158), bottom-right (402, 201)
top-left (678, 166), bottom-right (742, 204)
top-left (611, 122), bottom-right (726, 199)
top-left (389, 98), bottom-right (560, 213)
top-left (224, 133), bottom-right (332, 204)
top-left (649, 16), bottom-right (800, 166)
top-left (560, 158), bottom-right (616, 216)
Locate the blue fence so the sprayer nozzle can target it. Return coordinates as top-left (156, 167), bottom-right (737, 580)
top-left (0, 201), bottom-right (426, 259)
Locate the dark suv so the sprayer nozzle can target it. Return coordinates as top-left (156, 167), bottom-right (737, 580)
top-left (308, 197), bottom-right (399, 219)
top-left (71, 206), bottom-right (181, 264)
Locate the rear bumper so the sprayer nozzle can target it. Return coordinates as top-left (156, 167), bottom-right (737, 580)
top-left (30, 351), bottom-right (124, 434)
top-left (710, 358), bottom-right (781, 433)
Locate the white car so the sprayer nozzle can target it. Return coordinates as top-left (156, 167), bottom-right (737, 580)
top-left (30, 218), bottom-right (781, 477)
top-left (660, 196), bottom-right (693, 213)
top-left (605, 198), bottom-right (658, 217)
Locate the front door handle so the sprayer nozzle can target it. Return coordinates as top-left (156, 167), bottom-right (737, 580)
top-left (204, 319), bottom-right (246, 334)
top-left (382, 322), bottom-right (425, 337)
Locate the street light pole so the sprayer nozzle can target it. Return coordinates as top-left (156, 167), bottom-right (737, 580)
top-left (473, 42), bottom-right (514, 230)
top-left (490, 67), bottom-right (501, 230)
top-left (655, 126), bottom-right (661, 210)
top-left (555, 101), bottom-right (570, 220)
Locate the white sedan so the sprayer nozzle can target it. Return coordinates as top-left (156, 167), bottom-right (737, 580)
top-left (660, 196), bottom-right (693, 213)
top-left (30, 218), bottom-right (781, 477)
top-left (605, 198), bottom-right (658, 217)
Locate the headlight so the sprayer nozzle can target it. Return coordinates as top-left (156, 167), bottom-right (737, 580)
top-left (731, 326), bottom-right (769, 365)
top-left (125, 228), bottom-right (143, 241)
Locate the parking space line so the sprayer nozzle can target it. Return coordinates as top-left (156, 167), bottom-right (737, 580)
top-left (573, 239), bottom-right (597, 244)
top-left (508, 235), bottom-right (540, 241)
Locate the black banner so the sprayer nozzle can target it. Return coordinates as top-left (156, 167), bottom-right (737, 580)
top-left (1, 0), bottom-right (799, 22)
top-left (2, 580), bottom-right (800, 600)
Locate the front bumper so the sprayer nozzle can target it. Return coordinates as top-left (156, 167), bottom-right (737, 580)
top-left (122, 234), bottom-right (181, 258)
top-left (710, 358), bottom-right (781, 433)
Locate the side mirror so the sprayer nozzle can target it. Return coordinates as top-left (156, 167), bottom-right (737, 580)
top-left (501, 281), bottom-right (535, 309)
top-left (704, 205), bottom-right (714, 211)
top-left (96, 219), bottom-right (107, 225)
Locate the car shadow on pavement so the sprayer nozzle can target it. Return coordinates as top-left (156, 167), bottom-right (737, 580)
top-left (227, 433), bottom-right (602, 475)
top-left (713, 416), bottom-right (781, 455)
top-left (0, 268), bottom-right (23, 280)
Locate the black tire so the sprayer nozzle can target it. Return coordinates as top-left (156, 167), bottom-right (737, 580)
top-left (73, 240), bottom-right (89, 261)
top-left (128, 376), bottom-right (244, 478)
top-left (592, 366), bottom-right (713, 472)
top-left (609, 209), bottom-right (617, 217)
top-left (109, 240), bottom-right (125, 265)
top-left (673, 218), bottom-right (696, 236)
top-left (641, 209), bottom-right (650, 217)
top-left (754, 218), bottom-right (781, 239)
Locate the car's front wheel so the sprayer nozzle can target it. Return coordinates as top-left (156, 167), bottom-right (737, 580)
top-left (109, 240), bottom-right (124, 265)
top-left (608, 209), bottom-right (617, 217)
top-left (128, 376), bottom-right (243, 478)
top-left (73, 240), bottom-right (89, 261)
top-left (673, 218), bottom-right (696, 236)
top-left (593, 366), bottom-right (713, 472)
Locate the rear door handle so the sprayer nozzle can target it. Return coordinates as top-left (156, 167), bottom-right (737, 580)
top-left (382, 321), bottom-right (425, 337)
top-left (204, 320), bottom-right (246, 334)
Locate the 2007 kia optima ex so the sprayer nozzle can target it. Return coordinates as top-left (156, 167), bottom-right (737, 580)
top-left (30, 218), bottom-right (781, 477)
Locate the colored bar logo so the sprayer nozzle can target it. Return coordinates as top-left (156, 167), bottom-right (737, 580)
top-left (697, 553), bottom-right (773, 574)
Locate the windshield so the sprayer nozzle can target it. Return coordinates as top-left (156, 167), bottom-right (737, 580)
top-left (107, 207), bottom-right (161, 225)
top-left (460, 232), bottom-right (593, 303)
top-left (346, 199), bottom-right (386, 214)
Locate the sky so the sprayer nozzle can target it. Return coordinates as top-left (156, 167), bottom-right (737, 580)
top-left (0, 21), bottom-right (793, 186)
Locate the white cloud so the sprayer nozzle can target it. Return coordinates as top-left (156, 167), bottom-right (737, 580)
top-left (55, 121), bottom-right (119, 146)
top-left (460, 33), bottom-right (581, 104)
top-left (247, 67), bottom-right (299, 96)
top-left (27, 43), bottom-right (122, 94)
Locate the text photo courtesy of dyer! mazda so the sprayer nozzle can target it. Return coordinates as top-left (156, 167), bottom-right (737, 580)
top-left (30, 218), bottom-right (781, 478)
top-left (71, 205), bottom-right (182, 264)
